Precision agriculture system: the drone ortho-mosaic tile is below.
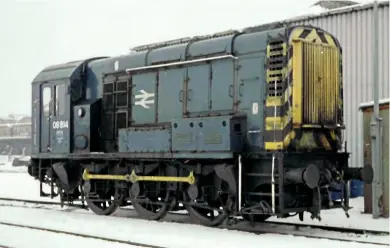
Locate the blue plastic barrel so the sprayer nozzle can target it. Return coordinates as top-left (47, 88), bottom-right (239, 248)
top-left (330, 183), bottom-right (342, 201)
top-left (350, 180), bottom-right (364, 198)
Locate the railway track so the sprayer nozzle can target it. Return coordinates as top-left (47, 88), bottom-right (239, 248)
top-left (265, 220), bottom-right (389, 236)
top-left (225, 221), bottom-right (389, 246)
top-left (0, 197), bottom-right (86, 209)
top-left (0, 197), bottom-right (388, 246)
top-left (0, 221), bottom-right (164, 248)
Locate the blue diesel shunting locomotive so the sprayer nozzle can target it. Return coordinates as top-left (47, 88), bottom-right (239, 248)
top-left (28, 23), bottom-right (373, 226)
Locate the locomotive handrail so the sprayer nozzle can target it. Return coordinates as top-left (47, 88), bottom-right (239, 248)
top-left (125, 54), bottom-right (238, 73)
top-left (130, 30), bottom-right (239, 52)
top-left (271, 79), bottom-right (278, 214)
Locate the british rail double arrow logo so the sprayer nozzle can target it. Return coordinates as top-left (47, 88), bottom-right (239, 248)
top-left (134, 90), bottom-right (155, 109)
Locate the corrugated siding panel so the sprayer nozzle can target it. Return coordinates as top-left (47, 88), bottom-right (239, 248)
top-left (288, 3), bottom-right (389, 168)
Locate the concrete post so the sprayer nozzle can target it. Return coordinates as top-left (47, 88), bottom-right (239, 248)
top-left (370, 0), bottom-right (383, 219)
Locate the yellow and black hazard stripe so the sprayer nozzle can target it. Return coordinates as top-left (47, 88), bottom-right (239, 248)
top-left (288, 26), bottom-right (338, 46)
top-left (289, 128), bottom-right (340, 151)
top-left (264, 36), bottom-right (295, 150)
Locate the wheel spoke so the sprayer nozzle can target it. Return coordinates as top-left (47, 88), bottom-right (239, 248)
top-left (86, 188), bottom-right (123, 216)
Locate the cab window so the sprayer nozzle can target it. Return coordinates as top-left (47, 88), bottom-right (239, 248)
top-left (55, 84), bottom-right (66, 116)
top-left (42, 87), bottom-right (51, 117)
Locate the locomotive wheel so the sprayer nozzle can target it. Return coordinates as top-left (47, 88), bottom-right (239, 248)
top-left (184, 188), bottom-right (232, 227)
top-left (132, 185), bottom-right (172, 221)
top-left (184, 172), bottom-right (233, 227)
top-left (86, 187), bottom-right (124, 216)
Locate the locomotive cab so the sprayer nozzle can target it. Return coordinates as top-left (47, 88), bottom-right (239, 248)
top-left (29, 58), bottom-right (105, 195)
top-left (31, 58), bottom-right (105, 156)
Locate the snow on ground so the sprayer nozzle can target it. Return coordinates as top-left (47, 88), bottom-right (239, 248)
top-left (0, 206), bottom-right (384, 248)
top-left (0, 224), bottom-right (140, 248)
top-left (0, 155), bottom-right (29, 174)
top-left (0, 155), bottom-right (59, 203)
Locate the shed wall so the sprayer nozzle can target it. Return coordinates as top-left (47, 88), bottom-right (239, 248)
top-left (288, 2), bottom-right (389, 168)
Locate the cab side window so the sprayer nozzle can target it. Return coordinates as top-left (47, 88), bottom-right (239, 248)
top-left (42, 87), bottom-right (51, 117)
top-left (55, 84), bottom-right (66, 116)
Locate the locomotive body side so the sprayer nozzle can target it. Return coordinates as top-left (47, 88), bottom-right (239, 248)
top-left (27, 24), bottom-right (373, 226)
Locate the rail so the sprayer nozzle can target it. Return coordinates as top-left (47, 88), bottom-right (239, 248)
top-left (0, 221), bottom-right (164, 248)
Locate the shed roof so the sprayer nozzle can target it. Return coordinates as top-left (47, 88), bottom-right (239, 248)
top-left (359, 98), bottom-right (390, 109)
top-left (311, 0), bottom-right (360, 10)
top-left (243, 0), bottom-right (389, 32)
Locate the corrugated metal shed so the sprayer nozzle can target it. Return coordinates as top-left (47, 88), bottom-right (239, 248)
top-left (284, 1), bottom-right (389, 168)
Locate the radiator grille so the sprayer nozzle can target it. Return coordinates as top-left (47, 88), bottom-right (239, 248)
top-left (302, 42), bottom-right (340, 125)
top-left (267, 40), bottom-right (286, 97)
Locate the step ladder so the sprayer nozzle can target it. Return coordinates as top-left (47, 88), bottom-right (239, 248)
top-left (239, 78), bottom-right (285, 217)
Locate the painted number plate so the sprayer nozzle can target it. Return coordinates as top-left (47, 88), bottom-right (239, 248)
top-left (53, 120), bottom-right (69, 129)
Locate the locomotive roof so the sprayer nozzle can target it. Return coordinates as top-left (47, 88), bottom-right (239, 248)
top-left (32, 57), bottom-right (107, 84)
top-left (42, 60), bottom-right (84, 72)
top-left (32, 59), bottom-right (85, 83)
top-left (86, 23), bottom-right (340, 77)
top-left (87, 25), bottom-right (293, 76)
top-left (32, 23), bottom-right (337, 85)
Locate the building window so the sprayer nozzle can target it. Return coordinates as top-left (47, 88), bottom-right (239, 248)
top-left (42, 87), bottom-right (51, 117)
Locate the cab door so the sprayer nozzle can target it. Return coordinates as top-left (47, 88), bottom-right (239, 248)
top-left (40, 83), bottom-right (52, 152)
top-left (40, 81), bottom-right (70, 154)
top-left (51, 82), bottom-right (70, 154)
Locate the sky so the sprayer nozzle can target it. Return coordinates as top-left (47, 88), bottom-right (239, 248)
top-left (0, 0), bottom-right (370, 117)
